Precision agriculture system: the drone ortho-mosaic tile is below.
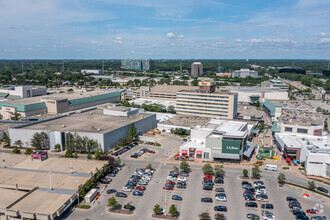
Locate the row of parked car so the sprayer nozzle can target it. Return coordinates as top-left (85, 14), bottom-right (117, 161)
top-left (286, 196), bottom-right (326, 220)
top-left (163, 170), bottom-right (189, 190)
top-left (130, 148), bottom-right (155, 158)
top-left (243, 181), bottom-right (275, 220)
top-left (112, 143), bottom-right (138, 156)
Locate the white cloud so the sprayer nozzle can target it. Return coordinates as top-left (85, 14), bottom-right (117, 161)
top-left (246, 38), bottom-right (264, 43)
top-left (177, 34), bottom-right (184, 40)
top-left (318, 32), bottom-right (326, 37)
top-left (215, 41), bottom-right (224, 45)
top-left (167, 32), bottom-right (176, 39)
top-left (235, 39), bottom-right (242, 42)
top-left (170, 43), bottom-right (176, 46)
top-left (320, 38), bottom-right (330, 43)
top-left (91, 40), bottom-right (99, 44)
top-left (114, 36), bottom-right (123, 44)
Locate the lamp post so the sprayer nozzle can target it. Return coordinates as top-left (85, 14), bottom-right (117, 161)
top-left (49, 171), bottom-right (52, 190)
top-left (2, 152), bottom-right (5, 168)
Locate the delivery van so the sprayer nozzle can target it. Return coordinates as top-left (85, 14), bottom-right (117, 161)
top-left (264, 164), bottom-right (277, 171)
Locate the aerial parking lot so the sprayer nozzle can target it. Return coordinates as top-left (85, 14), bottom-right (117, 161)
top-left (64, 134), bottom-right (330, 220)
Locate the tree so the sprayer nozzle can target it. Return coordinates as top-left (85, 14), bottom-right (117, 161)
top-left (146, 163), bottom-right (153, 170)
top-left (215, 213), bottom-right (226, 220)
top-left (173, 165), bottom-right (179, 172)
top-left (10, 112), bottom-right (21, 121)
top-left (308, 181), bottom-right (316, 191)
top-left (25, 148), bottom-right (33, 155)
top-left (169, 204), bottom-right (178, 216)
top-left (243, 169), bottom-right (249, 177)
top-left (128, 123), bottom-right (137, 140)
top-left (30, 132), bottom-right (49, 149)
top-left (324, 119), bottom-right (328, 132)
top-left (2, 133), bottom-right (10, 146)
top-left (125, 202), bottom-right (132, 210)
top-left (278, 173), bottom-right (286, 184)
top-left (12, 146), bottom-right (21, 154)
top-left (214, 165), bottom-right (225, 177)
top-left (199, 212), bottom-right (211, 220)
top-left (202, 163), bottom-right (214, 175)
top-left (87, 153), bottom-right (92, 160)
top-left (108, 196), bottom-right (119, 209)
top-left (252, 165), bottom-right (261, 178)
top-left (153, 204), bottom-right (162, 215)
top-left (64, 147), bottom-right (73, 158)
top-left (258, 122), bottom-right (265, 133)
top-left (14, 140), bottom-right (22, 147)
top-left (116, 157), bottom-right (121, 166)
top-left (54, 144), bottom-right (61, 152)
top-left (180, 158), bottom-right (190, 172)
top-left (94, 148), bottom-right (101, 160)
top-left (167, 105), bottom-right (175, 113)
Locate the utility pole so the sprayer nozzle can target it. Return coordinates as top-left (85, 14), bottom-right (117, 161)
top-left (49, 171), bottom-right (52, 190)
top-left (70, 158), bottom-right (73, 174)
top-left (179, 62), bottom-right (182, 74)
top-left (164, 190), bottom-right (167, 213)
top-left (2, 152), bottom-right (5, 168)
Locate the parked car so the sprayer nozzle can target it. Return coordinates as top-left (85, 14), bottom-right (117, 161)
top-left (307, 209), bottom-right (319, 214)
top-left (163, 186), bottom-right (174, 190)
top-left (261, 204), bottom-right (274, 209)
top-left (177, 177), bottom-right (187, 182)
top-left (296, 214), bottom-right (309, 220)
top-left (203, 184), bottom-right (213, 191)
top-left (214, 177), bottom-right (224, 184)
top-left (172, 195), bottom-right (182, 201)
top-left (215, 187), bottom-right (225, 192)
top-left (167, 176), bottom-right (176, 181)
top-left (180, 172), bottom-right (189, 177)
top-left (177, 184), bottom-right (186, 189)
top-left (124, 204), bottom-right (135, 210)
top-left (203, 174), bottom-right (213, 180)
top-left (286, 196), bottom-right (297, 201)
top-left (131, 154), bottom-right (139, 158)
top-left (215, 193), bottom-right (227, 202)
top-left (122, 186), bottom-right (132, 192)
top-left (214, 206), bottom-right (227, 212)
top-left (316, 187), bottom-right (328, 194)
top-left (133, 190), bottom-right (143, 196)
top-left (115, 192), bottom-right (127, 198)
top-left (201, 197), bottom-right (213, 203)
top-left (311, 217), bottom-right (327, 220)
top-left (106, 189), bottom-right (117, 194)
top-left (166, 180), bottom-right (176, 185)
top-left (245, 202), bottom-right (258, 208)
top-left (135, 186), bottom-right (146, 190)
top-left (247, 213), bottom-right (260, 219)
top-left (148, 150), bottom-right (155, 154)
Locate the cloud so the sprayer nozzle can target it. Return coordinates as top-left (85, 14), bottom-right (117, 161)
top-left (91, 40), bottom-right (99, 44)
top-left (318, 32), bottom-right (326, 37)
top-left (235, 39), bottom-right (242, 42)
top-left (246, 38), bottom-right (264, 43)
top-left (320, 38), bottom-right (330, 43)
top-left (166, 32), bottom-right (176, 39)
top-left (114, 36), bottom-right (123, 44)
top-left (177, 34), bottom-right (184, 40)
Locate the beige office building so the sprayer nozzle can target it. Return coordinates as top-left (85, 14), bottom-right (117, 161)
top-left (176, 81), bottom-right (238, 119)
top-left (191, 62), bottom-right (203, 76)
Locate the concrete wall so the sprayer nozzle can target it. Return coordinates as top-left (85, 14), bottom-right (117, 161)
top-left (20, 108), bottom-right (47, 118)
top-left (279, 123), bottom-right (323, 136)
top-left (103, 114), bottom-right (157, 152)
top-left (8, 128), bottom-right (47, 147)
top-left (31, 87), bottom-right (47, 97)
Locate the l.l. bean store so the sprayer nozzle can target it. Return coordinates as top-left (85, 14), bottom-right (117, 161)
top-left (180, 120), bottom-right (256, 162)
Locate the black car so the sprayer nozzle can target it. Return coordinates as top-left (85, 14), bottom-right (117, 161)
top-left (242, 181), bottom-right (251, 186)
top-left (290, 202), bottom-right (301, 208)
top-left (261, 204), bottom-right (274, 209)
top-left (115, 192), bottom-right (127, 198)
top-left (245, 202), bottom-right (258, 208)
top-left (244, 196), bottom-right (256, 201)
top-left (124, 204), bottom-right (135, 211)
top-left (177, 184), bottom-right (186, 189)
top-left (131, 154), bottom-right (138, 158)
top-left (214, 206), bottom-right (227, 212)
top-left (296, 214), bottom-right (309, 220)
top-left (203, 185), bottom-right (213, 191)
top-left (317, 187), bottom-right (328, 194)
top-left (106, 189), bottom-right (117, 194)
top-left (215, 188), bottom-right (225, 192)
top-left (247, 213), bottom-right (260, 219)
top-left (108, 173), bottom-right (116, 177)
top-left (201, 197), bottom-right (213, 203)
top-left (214, 177), bottom-right (224, 184)
top-left (180, 172), bottom-right (189, 177)
top-left (293, 210), bottom-right (306, 216)
top-left (286, 197), bottom-right (297, 201)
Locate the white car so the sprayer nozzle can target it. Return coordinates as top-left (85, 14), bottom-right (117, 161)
top-left (215, 196), bottom-right (227, 202)
top-left (122, 187), bottom-right (132, 192)
top-left (177, 177), bottom-right (187, 182)
top-left (167, 176), bottom-right (176, 181)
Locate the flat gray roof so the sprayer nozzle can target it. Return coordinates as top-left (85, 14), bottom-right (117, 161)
top-left (17, 109), bottom-right (153, 133)
top-left (3, 90), bottom-right (115, 105)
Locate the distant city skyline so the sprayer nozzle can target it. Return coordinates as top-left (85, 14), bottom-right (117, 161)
top-left (0, 0), bottom-right (330, 59)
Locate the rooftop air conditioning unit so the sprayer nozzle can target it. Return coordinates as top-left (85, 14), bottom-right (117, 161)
top-left (97, 128), bottom-right (101, 131)
top-left (62, 125), bottom-right (66, 128)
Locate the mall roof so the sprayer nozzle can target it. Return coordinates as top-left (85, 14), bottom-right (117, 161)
top-left (261, 100), bottom-right (280, 117)
top-left (14, 108), bottom-right (153, 134)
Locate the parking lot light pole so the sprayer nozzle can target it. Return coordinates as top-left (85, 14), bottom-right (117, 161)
top-left (49, 171), bottom-right (52, 190)
top-left (164, 190), bottom-right (167, 213)
top-left (2, 152), bottom-right (5, 168)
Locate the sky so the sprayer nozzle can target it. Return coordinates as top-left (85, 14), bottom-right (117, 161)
top-left (0, 0), bottom-right (330, 59)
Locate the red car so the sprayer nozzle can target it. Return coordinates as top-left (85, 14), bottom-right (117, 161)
top-left (135, 186), bottom-right (146, 190)
top-left (306, 209), bottom-right (319, 214)
top-left (148, 150), bottom-right (155, 154)
top-left (166, 180), bottom-right (175, 185)
top-left (203, 174), bottom-right (213, 180)
top-left (163, 186), bottom-right (174, 190)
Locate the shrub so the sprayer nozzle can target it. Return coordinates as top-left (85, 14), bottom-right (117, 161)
top-left (243, 169), bottom-right (248, 176)
top-left (25, 148), bottom-right (33, 155)
top-left (12, 146), bottom-right (21, 154)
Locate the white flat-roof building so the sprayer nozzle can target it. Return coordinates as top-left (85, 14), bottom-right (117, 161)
top-left (180, 119), bottom-right (255, 161)
top-left (232, 69), bottom-right (258, 78)
top-left (274, 133), bottom-right (330, 178)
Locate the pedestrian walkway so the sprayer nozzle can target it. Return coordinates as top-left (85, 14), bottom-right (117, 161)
top-left (0, 166), bottom-right (91, 177)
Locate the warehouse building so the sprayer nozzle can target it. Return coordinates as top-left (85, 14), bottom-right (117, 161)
top-left (180, 119), bottom-right (255, 162)
top-left (0, 90), bottom-right (120, 120)
top-left (8, 106), bottom-right (157, 152)
top-left (274, 133), bottom-right (329, 178)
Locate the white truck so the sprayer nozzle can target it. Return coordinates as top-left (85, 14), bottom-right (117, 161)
top-left (264, 164), bottom-right (277, 171)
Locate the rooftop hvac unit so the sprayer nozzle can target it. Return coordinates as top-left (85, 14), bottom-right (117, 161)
top-left (62, 124), bottom-right (66, 128)
top-left (97, 128), bottom-right (101, 131)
